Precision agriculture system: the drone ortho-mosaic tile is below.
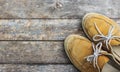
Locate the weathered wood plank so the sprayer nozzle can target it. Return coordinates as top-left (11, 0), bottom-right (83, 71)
top-left (0, 41), bottom-right (70, 63)
top-left (0, 19), bottom-right (120, 40)
top-left (0, 0), bottom-right (120, 18)
top-left (0, 19), bottom-right (83, 40)
top-left (0, 64), bottom-right (79, 72)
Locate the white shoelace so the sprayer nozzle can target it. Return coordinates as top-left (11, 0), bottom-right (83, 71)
top-left (93, 22), bottom-right (120, 50)
top-left (85, 22), bottom-right (120, 72)
top-left (85, 42), bottom-right (106, 72)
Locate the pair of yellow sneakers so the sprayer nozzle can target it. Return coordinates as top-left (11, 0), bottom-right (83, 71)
top-left (64, 13), bottom-right (120, 72)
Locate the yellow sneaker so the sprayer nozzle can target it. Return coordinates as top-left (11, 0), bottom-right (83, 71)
top-left (82, 13), bottom-right (120, 65)
top-left (64, 35), bottom-right (109, 72)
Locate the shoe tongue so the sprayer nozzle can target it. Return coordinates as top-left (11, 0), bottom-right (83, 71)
top-left (110, 39), bottom-right (120, 46)
top-left (112, 46), bottom-right (120, 63)
top-left (102, 63), bottom-right (120, 72)
top-left (97, 56), bottom-right (109, 71)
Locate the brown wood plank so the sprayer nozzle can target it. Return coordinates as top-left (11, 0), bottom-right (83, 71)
top-left (0, 19), bottom-right (83, 40)
top-left (0, 64), bottom-right (79, 72)
top-left (0, 41), bottom-right (70, 63)
top-left (0, 0), bottom-right (120, 18)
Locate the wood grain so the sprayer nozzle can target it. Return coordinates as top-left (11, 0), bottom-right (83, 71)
top-left (0, 19), bottom-right (119, 40)
top-left (0, 19), bottom-right (83, 40)
top-left (0, 0), bottom-right (120, 72)
top-left (0, 0), bottom-right (120, 18)
top-left (0, 64), bottom-right (79, 72)
top-left (0, 41), bottom-right (70, 63)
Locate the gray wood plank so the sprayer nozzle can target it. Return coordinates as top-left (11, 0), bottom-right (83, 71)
top-left (0, 19), bottom-right (120, 40)
top-left (0, 41), bottom-right (70, 63)
top-left (0, 19), bottom-right (83, 40)
top-left (0, 64), bottom-right (79, 72)
top-left (0, 0), bottom-right (120, 18)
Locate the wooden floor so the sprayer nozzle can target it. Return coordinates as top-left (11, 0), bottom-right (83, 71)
top-left (0, 0), bottom-right (120, 72)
